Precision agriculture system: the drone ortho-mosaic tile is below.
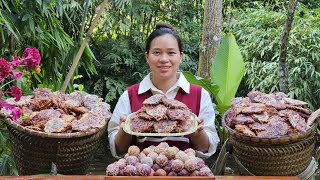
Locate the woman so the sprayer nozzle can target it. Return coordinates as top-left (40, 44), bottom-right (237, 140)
top-left (107, 22), bottom-right (219, 159)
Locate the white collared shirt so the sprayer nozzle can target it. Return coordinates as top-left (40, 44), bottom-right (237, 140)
top-left (107, 72), bottom-right (220, 159)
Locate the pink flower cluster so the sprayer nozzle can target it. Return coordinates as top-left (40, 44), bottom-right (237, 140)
top-left (21, 48), bottom-right (41, 69)
top-left (0, 48), bottom-right (41, 121)
top-left (0, 58), bottom-right (12, 82)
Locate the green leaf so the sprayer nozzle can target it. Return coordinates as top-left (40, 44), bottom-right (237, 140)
top-left (0, 155), bottom-right (9, 176)
top-left (79, 84), bottom-right (84, 91)
top-left (21, 14), bottom-right (31, 21)
top-left (1, 1), bottom-right (10, 13)
top-left (16, 77), bottom-right (32, 95)
top-left (0, 131), bottom-right (7, 146)
top-left (211, 33), bottom-right (245, 114)
top-left (182, 71), bottom-right (219, 96)
top-left (28, 19), bottom-right (35, 35)
top-left (61, 46), bottom-right (78, 80)
top-left (55, 0), bottom-right (63, 17)
top-left (73, 75), bottom-right (83, 80)
top-left (33, 73), bottom-right (42, 83)
top-left (37, 84), bottom-right (44, 88)
top-left (0, 12), bottom-right (20, 42)
top-left (36, 0), bottom-right (42, 6)
top-left (216, 104), bottom-right (233, 116)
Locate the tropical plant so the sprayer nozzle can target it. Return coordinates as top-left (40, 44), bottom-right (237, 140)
top-left (0, 0), bottom-right (97, 92)
top-left (183, 33), bottom-right (245, 144)
top-left (0, 1), bottom-right (99, 175)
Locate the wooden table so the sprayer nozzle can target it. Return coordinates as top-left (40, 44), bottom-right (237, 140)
top-left (0, 176), bottom-right (300, 180)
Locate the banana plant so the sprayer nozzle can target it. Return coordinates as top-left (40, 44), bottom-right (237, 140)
top-left (184, 33), bottom-right (245, 115)
top-left (210, 33), bottom-right (245, 114)
top-left (183, 33), bottom-right (245, 145)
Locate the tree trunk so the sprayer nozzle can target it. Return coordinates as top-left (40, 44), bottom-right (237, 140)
top-left (198, 0), bottom-right (222, 79)
top-left (278, 0), bottom-right (298, 93)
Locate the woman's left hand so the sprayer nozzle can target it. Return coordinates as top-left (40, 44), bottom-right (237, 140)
top-left (187, 117), bottom-right (209, 152)
top-left (188, 117), bottom-right (204, 138)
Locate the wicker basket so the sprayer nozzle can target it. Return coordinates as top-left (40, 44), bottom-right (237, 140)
top-left (222, 109), bottom-right (317, 176)
top-left (4, 117), bottom-right (107, 175)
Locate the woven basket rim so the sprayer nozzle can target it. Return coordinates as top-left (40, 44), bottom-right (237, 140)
top-left (222, 108), bottom-right (317, 144)
top-left (4, 117), bottom-right (107, 139)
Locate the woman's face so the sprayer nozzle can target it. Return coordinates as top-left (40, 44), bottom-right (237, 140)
top-left (145, 34), bottom-right (183, 81)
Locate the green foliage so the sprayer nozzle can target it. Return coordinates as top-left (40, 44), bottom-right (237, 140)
top-left (0, 154), bottom-right (18, 176)
top-left (226, 2), bottom-right (320, 110)
top-left (83, 0), bottom-right (203, 105)
top-left (0, 1), bottom-right (100, 175)
top-left (223, 0), bottom-right (320, 10)
top-left (0, 0), bottom-right (97, 92)
top-left (0, 118), bottom-right (18, 176)
top-left (85, 37), bottom-right (146, 103)
top-left (182, 71), bottom-right (219, 96)
top-left (183, 34), bottom-right (245, 145)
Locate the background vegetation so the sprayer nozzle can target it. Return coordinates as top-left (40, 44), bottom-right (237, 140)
top-left (84, 0), bottom-right (320, 111)
top-left (0, 0), bottom-right (319, 175)
top-left (225, 2), bottom-right (320, 110)
top-left (2, 0), bottom-right (319, 109)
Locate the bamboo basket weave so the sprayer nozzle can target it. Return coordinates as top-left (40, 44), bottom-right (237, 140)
top-left (222, 109), bottom-right (317, 176)
top-left (4, 117), bottom-right (107, 175)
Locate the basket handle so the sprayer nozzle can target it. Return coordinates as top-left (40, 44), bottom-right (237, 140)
top-left (211, 138), bottom-right (229, 175)
top-left (232, 153), bottom-right (255, 176)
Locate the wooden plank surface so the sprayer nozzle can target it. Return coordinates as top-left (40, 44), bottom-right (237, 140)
top-left (215, 176), bottom-right (300, 180)
top-left (105, 177), bottom-right (214, 180)
top-left (0, 176), bottom-right (105, 180)
top-left (105, 176), bottom-right (300, 180)
top-left (0, 176), bottom-right (300, 180)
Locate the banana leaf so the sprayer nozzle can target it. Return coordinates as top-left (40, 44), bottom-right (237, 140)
top-left (211, 33), bottom-right (245, 114)
top-left (182, 71), bottom-right (219, 96)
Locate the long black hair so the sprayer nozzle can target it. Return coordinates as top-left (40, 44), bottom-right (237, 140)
top-left (145, 22), bottom-right (183, 53)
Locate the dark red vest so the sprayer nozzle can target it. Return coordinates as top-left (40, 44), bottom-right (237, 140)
top-left (127, 83), bottom-right (202, 150)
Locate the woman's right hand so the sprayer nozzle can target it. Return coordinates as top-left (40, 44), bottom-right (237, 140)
top-left (119, 115), bottom-right (127, 129)
top-left (115, 115), bottom-right (132, 155)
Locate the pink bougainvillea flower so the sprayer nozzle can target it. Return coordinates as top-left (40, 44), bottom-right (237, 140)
top-left (5, 103), bottom-right (15, 109)
top-left (11, 56), bottom-right (21, 67)
top-left (0, 58), bottom-right (12, 82)
top-left (11, 107), bottom-right (22, 121)
top-left (12, 71), bottom-right (23, 80)
top-left (21, 48), bottom-right (41, 69)
top-left (0, 100), bottom-right (15, 109)
top-left (0, 99), bottom-right (6, 108)
top-left (10, 86), bottom-right (22, 101)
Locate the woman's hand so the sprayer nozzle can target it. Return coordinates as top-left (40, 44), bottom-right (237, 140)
top-left (188, 117), bottom-right (205, 138)
top-left (188, 117), bottom-right (209, 152)
top-left (119, 115), bottom-right (127, 129)
top-left (115, 115), bottom-right (132, 155)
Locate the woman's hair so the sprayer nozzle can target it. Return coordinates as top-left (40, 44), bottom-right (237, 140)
top-left (145, 22), bottom-right (183, 53)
